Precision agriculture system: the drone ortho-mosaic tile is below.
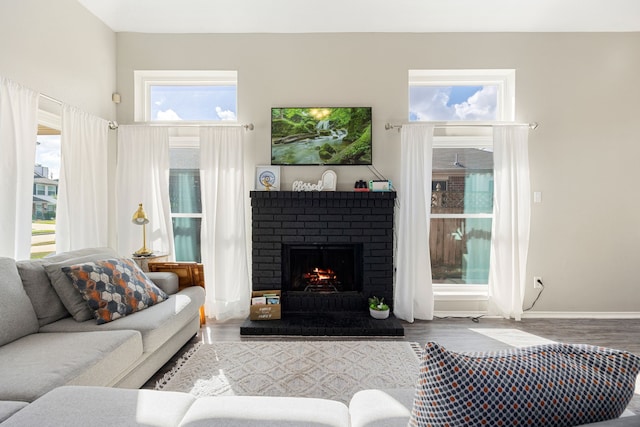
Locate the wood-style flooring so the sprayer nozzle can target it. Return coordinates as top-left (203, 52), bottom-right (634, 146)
top-left (145, 317), bottom-right (640, 413)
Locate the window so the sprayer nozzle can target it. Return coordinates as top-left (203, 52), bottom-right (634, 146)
top-left (169, 141), bottom-right (202, 262)
top-left (134, 70), bottom-right (237, 122)
top-left (409, 70), bottom-right (515, 293)
top-left (32, 107), bottom-right (61, 259)
top-left (409, 69), bottom-right (514, 122)
top-left (135, 70), bottom-right (238, 261)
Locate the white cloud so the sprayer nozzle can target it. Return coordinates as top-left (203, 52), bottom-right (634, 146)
top-left (215, 106), bottom-right (237, 121)
top-left (410, 88), bottom-right (452, 121)
top-left (156, 109), bottom-right (183, 120)
top-left (410, 86), bottom-right (497, 121)
top-left (454, 86), bottom-right (497, 120)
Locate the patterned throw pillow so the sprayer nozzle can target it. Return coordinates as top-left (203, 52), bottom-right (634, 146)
top-left (62, 258), bottom-right (169, 324)
top-left (410, 342), bottom-right (640, 427)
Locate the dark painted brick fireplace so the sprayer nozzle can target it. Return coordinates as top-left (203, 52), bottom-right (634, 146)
top-left (241, 191), bottom-right (402, 336)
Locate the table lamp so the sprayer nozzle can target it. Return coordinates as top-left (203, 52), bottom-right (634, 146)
top-left (132, 203), bottom-right (153, 256)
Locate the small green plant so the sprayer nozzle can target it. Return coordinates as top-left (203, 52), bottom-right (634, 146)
top-left (368, 296), bottom-right (389, 311)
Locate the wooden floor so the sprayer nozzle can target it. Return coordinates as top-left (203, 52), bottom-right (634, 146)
top-left (147, 317), bottom-right (640, 413)
top-left (201, 317), bottom-right (640, 353)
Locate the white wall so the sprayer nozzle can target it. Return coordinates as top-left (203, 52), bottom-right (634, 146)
top-left (0, 0), bottom-right (116, 118)
top-left (115, 32), bottom-right (640, 315)
top-left (0, 0), bottom-right (118, 247)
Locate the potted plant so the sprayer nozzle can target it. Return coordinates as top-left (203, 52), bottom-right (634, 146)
top-left (368, 296), bottom-right (390, 319)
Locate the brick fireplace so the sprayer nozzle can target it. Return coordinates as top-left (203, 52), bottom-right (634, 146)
top-left (241, 191), bottom-right (403, 336)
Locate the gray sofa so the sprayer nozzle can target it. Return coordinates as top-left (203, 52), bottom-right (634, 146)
top-left (1, 247), bottom-right (637, 426)
top-left (0, 247), bottom-right (205, 421)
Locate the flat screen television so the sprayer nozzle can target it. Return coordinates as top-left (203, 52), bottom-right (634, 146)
top-left (271, 107), bottom-right (372, 165)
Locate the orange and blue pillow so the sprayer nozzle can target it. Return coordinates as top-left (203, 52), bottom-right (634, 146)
top-left (62, 258), bottom-right (168, 324)
top-left (410, 342), bottom-right (640, 427)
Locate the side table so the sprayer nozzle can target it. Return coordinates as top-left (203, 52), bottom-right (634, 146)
top-left (132, 253), bottom-right (169, 272)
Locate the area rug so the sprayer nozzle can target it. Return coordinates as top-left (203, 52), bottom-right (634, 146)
top-left (156, 341), bottom-right (421, 404)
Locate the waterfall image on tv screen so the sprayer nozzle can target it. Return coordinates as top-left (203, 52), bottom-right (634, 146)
top-left (271, 107), bottom-right (372, 165)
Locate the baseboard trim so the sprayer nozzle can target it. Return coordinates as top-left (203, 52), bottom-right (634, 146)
top-left (522, 311), bottom-right (640, 319)
top-left (433, 311), bottom-right (640, 320)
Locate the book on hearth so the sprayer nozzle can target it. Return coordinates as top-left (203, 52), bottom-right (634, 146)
top-left (251, 296), bottom-right (266, 305)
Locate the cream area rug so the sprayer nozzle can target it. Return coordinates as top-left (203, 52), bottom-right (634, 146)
top-left (156, 341), bottom-right (421, 404)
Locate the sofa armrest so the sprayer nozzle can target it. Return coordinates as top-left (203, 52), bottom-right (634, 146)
top-left (146, 272), bottom-right (179, 295)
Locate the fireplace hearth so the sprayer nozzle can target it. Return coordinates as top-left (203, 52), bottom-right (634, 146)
top-left (242, 191), bottom-right (402, 336)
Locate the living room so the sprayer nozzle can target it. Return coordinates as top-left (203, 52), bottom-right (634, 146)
top-left (3, 0), bottom-right (639, 317)
top-left (1, 1), bottom-right (640, 425)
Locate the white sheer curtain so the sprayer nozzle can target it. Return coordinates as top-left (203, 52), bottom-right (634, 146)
top-left (56, 105), bottom-right (109, 252)
top-left (0, 77), bottom-right (39, 259)
top-left (115, 126), bottom-right (174, 258)
top-left (395, 124), bottom-right (435, 322)
top-left (200, 126), bottom-right (251, 321)
top-left (488, 125), bottom-right (531, 320)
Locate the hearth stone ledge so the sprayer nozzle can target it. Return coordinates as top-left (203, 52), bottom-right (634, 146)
top-left (240, 312), bottom-right (404, 337)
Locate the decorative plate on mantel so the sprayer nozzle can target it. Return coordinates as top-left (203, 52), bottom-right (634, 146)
top-left (321, 170), bottom-right (337, 191)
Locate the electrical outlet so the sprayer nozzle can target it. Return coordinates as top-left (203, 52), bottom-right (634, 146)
top-left (533, 276), bottom-right (543, 289)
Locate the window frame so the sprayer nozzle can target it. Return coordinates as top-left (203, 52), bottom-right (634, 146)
top-left (409, 69), bottom-right (515, 299)
top-left (134, 70), bottom-right (238, 123)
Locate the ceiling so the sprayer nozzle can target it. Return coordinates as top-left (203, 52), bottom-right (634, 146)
top-left (76, 0), bottom-right (640, 34)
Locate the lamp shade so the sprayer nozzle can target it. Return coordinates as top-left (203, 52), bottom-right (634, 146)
top-left (132, 203), bottom-right (149, 225)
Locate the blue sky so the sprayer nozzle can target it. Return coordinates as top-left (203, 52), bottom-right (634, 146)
top-left (35, 135), bottom-right (61, 180)
top-left (150, 85), bottom-right (237, 121)
top-left (409, 85), bottom-right (497, 121)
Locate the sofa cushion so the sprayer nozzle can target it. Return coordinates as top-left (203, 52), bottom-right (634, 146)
top-left (1, 386), bottom-right (195, 427)
top-left (40, 286), bottom-right (205, 353)
top-left (0, 330), bottom-right (142, 402)
top-left (18, 247), bottom-right (117, 326)
top-left (16, 259), bottom-right (69, 326)
top-left (0, 258), bottom-right (39, 346)
top-left (409, 342), bottom-right (640, 427)
top-left (62, 258), bottom-right (169, 324)
top-left (43, 248), bottom-right (119, 322)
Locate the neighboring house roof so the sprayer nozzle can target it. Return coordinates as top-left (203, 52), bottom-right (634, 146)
top-left (34, 177), bottom-right (59, 186)
top-left (33, 195), bottom-right (57, 205)
top-left (432, 147), bottom-right (493, 172)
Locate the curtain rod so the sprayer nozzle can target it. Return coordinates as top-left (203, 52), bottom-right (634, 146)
top-left (138, 122), bottom-right (255, 131)
top-left (39, 93), bottom-right (119, 130)
top-left (385, 121), bottom-right (539, 131)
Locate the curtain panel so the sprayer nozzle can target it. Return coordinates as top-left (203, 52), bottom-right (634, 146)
top-left (488, 125), bottom-right (532, 320)
top-left (55, 105), bottom-right (110, 252)
top-left (395, 124), bottom-right (435, 322)
top-left (199, 126), bottom-right (251, 321)
top-left (115, 126), bottom-right (174, 258)
top-left (0, 77), bottom-right (39, 259)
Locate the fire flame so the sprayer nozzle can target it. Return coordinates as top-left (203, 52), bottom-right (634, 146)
top-left (303, 267), bottom-right (337, 283)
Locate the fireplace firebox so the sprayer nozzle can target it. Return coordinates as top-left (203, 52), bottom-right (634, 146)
top-left (283, 244), bottom-right (363, 294)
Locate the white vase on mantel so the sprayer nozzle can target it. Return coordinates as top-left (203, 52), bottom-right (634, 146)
top-left (369, 308), bottom-right (390, 319)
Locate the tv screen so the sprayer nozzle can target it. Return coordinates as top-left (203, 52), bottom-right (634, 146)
top-left (271, 107), bottom-right (372, 165)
